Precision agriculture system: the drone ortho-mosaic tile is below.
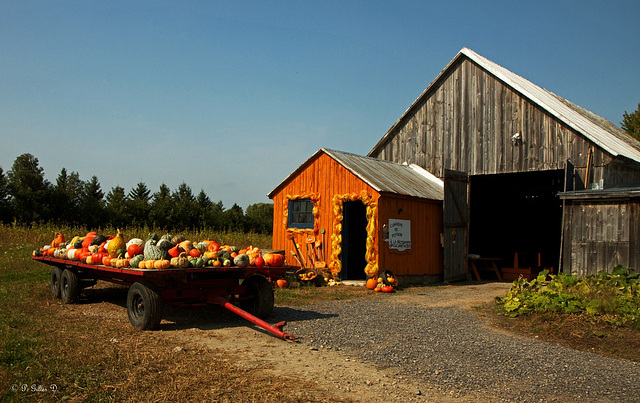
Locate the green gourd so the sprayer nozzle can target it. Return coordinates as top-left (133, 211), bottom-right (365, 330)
top-left (144, 239), bottom-right (163, 260)
top-left (129, 254), bottom-right (145, 269)
top-left (233, 254), bottom-right (250, 267)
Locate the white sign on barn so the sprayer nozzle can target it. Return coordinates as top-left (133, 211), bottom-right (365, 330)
top-left (389, 219), bottom-right (411, 251)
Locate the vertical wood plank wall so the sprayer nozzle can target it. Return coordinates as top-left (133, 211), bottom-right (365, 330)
top-left (271, 152), bottom-right (444, 277)
top-left (377, 195), bottom-right (443, 276)
top-left (562, 200), bottom-right (636, 276)
top-left (271, 153), bottom-right (380, 270)
top-left (370, 58), bottom-right (610, 188)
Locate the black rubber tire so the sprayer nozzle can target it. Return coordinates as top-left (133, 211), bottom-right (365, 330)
top-left (60, 269), bottom-right (80, 304)
top-left (50, 266), bottom-right (62, 298)
top-left (127, 282), bottom-right (163, 330)
top-left (240, 275), bottom-right (274, 319)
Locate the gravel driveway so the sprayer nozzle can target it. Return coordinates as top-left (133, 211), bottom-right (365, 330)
top-left (281, 283), bottom-right (640, 402)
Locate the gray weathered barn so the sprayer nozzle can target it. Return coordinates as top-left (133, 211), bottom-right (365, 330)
top-left (368, 47), bottom-right (640, 279)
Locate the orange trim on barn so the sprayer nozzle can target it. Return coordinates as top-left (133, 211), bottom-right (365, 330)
top-left (269, 149), bottom-right (444, 282)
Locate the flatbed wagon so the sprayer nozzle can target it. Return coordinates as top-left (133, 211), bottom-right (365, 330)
top-left (32, 256), bottom-right (296, 341)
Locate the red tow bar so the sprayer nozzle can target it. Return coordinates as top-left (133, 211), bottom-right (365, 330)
top-left (209, 296), bottom-right (297, 341)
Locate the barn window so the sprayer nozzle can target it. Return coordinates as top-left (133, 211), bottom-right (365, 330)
top-left (288, 198), bottom-right (314, 229)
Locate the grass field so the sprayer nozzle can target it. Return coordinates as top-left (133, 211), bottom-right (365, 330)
top-left (0, 224), bottom-right (323, 402)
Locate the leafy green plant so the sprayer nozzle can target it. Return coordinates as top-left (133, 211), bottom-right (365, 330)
top-left (496, 267), bottom-right (640, 329)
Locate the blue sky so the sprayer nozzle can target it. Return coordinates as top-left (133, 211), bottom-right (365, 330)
top-left (1, 1), bottom-right (639, 209)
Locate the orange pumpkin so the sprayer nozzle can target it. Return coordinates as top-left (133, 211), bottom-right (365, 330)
top-left (366, 278), bottom-right (378, 290)
top-left (263, 253), bottom-right (285, 267)
top-left (276, 279), bottom-right (289, 288)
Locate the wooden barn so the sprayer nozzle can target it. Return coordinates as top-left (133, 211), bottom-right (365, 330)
top-left (367, 47), bottom-right (640, 279)
top-left (268, 148), bottom-right (444, 282)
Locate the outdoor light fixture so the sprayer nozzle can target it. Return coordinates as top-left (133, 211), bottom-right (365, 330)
top-left (511, 132), bottom-right (522, 146)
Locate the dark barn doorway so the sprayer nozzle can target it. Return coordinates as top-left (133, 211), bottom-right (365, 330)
top-left (469, 170), bottom-right (564, 274)
top-left (340, 201), bottom-right (367, 280)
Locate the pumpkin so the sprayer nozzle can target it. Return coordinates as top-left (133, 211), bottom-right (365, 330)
top-left (374, 286), bottom-right (381, 292)
top-left (154, 258), bottom-right (170, 270)
top-left (127, 243), bottom-right (144, 258)
top-left (116, 257), bottom-right (130, 268)
top-left (138, 260), bottom-right (146, 269)
top-left (126, 238), bottom-right (143, 248)
top-left (188, 257), bottom-right (205, 268)
top-left (168, 246), bottom-right (183, 258)
top-left (366, 278), bottom-right (378, 290)
top-left (253, 256), bottom-right (265, 267)
top-left (170, 252), bottom-right (189, 268)
top-left (245, 246), bottom-right (262, 264)
top-left (203, 251), bottom-right (218, 261)
top-left (263, 253), bottom-right (285, 267)
top-left (129, 254), bottom-right (144, 269)
top-left (51, 232), bottom-right (65, 248)
top-left (82, 232), bottom-right (97, 249)
top-left (233, 253), bottom-right (250, 267)
top-left (144, 259), bottom-right (156, 269)
top-left (156, 238), bottom-right (173, 250)
top-left (276, 279), bottom-right (289, 288)
top-left (108, 230), bottom-right (126, 258)
top-left (207, 241), bottom-right (220, 252)
top-left (102, 255), bottom-right (113, 266)
top-left (381, 285), bottom-right (394, 293)
top-left (189, 248), bottom-right (202, 258)
top-left (171, 234), bottom-right (186, 245)
top-left (66, 248), bottom-right (79, 260)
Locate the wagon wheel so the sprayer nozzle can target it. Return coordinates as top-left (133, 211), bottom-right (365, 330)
top-left (127, 282), bottom-right (163, 330)
top-left (60, 269), bottom-right (80, 304)
top-left (50, 266), bottom-right (63, 299)
top-left (240, 275), bottom-right (274, 319)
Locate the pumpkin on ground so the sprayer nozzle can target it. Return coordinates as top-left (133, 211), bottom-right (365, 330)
top-left (276, 279), bottom-right (289, 288)
top-left (366, 278), bottom-right (378, 290)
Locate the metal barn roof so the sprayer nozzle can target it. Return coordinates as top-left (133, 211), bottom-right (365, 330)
top-left (369, 47), bottom-right (640, 163)
top-left (268, 148), bottom-right (444, 201)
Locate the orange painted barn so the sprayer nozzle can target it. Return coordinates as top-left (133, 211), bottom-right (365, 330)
top-left (268, 148), bottom-right (444, 283)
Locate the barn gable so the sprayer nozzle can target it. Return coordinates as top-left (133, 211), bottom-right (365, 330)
top-left (369, 47), bottom-right (640, 189)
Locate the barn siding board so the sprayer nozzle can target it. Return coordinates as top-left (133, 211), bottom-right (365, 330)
top-left (369, 56), bottom-right (621, 188)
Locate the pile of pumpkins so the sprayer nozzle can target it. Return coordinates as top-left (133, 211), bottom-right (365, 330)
top-left (34, 231), bottom-right (286, 270)
top-left (365, 270), bottom-right (398, 293)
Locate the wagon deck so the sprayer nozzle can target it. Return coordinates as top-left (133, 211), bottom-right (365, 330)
top-left (33, 256), bottom-right (296, 341)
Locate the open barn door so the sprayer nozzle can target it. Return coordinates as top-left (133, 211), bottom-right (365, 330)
top-left (444, 169), bottom-right (469, 281)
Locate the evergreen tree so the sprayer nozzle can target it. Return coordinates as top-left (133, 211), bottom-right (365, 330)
top-left (245, 202), bottom-right (274, 234)
top-left (621, 103), bottom-right (640, 141)
top-left (150, 184), bottom-right (172, 229)
top-left (222, 203), bottom-right (246, 232)
top-left (79, 176), bottom-right (106, 229)
top-left (171, 183), bottom-right (196, 230)
top-left (0, 167), bottom-right (12, 223)
top-left (6, 153), bottom-right (52, 223)
top-left (127, 182), bottom-right (151, 227)
top-left (52, 168), bottom-right (84, 225)
top-left (105, 186), bottom-right (128, 228)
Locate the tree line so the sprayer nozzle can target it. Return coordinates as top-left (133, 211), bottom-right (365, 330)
top-left (0, 153), bottom-right (273, 233)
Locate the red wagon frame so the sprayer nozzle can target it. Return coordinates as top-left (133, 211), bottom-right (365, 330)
top-left (33, 256), bottom-right (296, 341)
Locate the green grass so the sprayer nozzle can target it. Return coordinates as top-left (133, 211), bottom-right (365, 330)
top-left (0, 223), bottom-right (304, 402)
